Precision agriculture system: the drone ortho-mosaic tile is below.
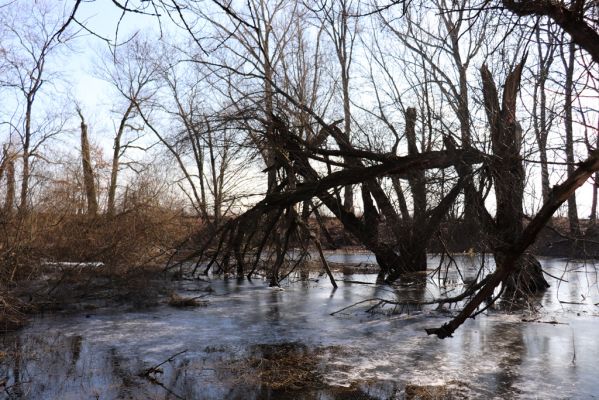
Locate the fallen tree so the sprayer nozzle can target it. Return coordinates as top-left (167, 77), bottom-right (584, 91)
top-left (185, 112), bottom-right (487, 283)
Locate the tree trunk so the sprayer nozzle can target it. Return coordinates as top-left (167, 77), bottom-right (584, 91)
top-left (207, 130), bottom-right (222, 225)
top-left (405, 108), bottom-right (426, 222)
top-left (18, 99), bottom-right (33, 215)
top-left (0, 151), bottom-right (5, 184)
top-left (455, 49), bottom-right (479, 226)
top-left (402, 107), bottom-right (427, 274)
top-left (563, 41), bottom-right (580, 235)
top-left (342, 68), bottom-right (354, 213)
top-left (107, 103), bottom-right (134, 216)
top-left (391, 176), bottom-right (411, 221)
top-left (78, 110), bottom-right (98, 216)
top-left (3, 153), bottom-right (15, 215)
top-left (481, 62), bottom-right (548, 294)
top-left (533, 24), bottom-right (553, 204)
top-left (591, 171), bottom-right (598, 225)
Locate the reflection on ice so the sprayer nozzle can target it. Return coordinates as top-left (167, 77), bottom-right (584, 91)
top-left (1, 255), bottom-right (598, 399)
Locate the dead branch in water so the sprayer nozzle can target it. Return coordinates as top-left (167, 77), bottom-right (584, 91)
top-left (142, 349), bottom-right (188, 378)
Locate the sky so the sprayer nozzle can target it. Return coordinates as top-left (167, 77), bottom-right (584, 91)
top-left (38, 1), bottom-right (190, 171)
top-left (1, 0), bottom-right (597, 218)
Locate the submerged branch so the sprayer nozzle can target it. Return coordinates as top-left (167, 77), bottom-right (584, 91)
top-left (330, 274), bottom-right (493, 316)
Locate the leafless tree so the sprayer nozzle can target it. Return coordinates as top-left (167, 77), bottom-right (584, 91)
top-left (76, 107), bottom-right (98, 216)
top-left (0, 143), bottom-right (16, 215)
top-left (0, 1), bottom-right (75, 215)
top-left (425, 0), bottom-right (599, 338)
top-left (560, 39), bottom-right (582, 234)
top-left (116, 38), bottom-right (252, 230)
top-left (530, 22), bottom-right (558, 204)
top-left (376, 0), bottom-right (492, 224)
top-left (308, 0), bottom-right (359, 213)
top-left (95, 37), bottom-right (157, 216)
top-left (3, 0), bottom-right (596, 340)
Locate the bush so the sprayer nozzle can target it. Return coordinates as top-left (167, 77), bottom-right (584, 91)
top-left (0, 206), bottom-right (195, 282)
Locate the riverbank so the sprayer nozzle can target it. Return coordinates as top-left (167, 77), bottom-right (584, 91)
top-left (316, 217), bottom-right (599, 258)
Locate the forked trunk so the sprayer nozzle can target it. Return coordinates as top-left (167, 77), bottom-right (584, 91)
top-left (481, 62), bottom-right (549, 295)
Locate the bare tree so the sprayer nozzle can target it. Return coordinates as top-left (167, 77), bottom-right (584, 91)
top-left (1, 143), bottom-right (16, 215)
top-left (0, 1), bottom-right (74, 215)
top-left (172, 0), bottom-right (483, 282)
top-left (311, 0), bottom-right (359, 213)
top-left (96, 37), bottom-right (157, 216)
top-left (425, 0), bottom-right (599, 338)
top-left (377, 0), bottom-right (490, 224)
top-left (503, 0), bottom-right (599, 65)
top-left (76, 107), bottom-right (98, 216)
top-left (120, 39), bottom-right (252, 229)
top-left (26, 0), bottom-right (599, 340)
top-left (561, 39), bottom-right (581, 234)
top-left (531, 22), bottom-right (558, 204)
top-left (480, 60), bottom-right (549, 293)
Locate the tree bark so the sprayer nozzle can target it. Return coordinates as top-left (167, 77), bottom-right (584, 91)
top-left (3, 147), bottom-right (15, 215)
top-left (480, 61), bottom-right (548, 294)
top-left (107, 103), bottom-right (134, 216)
top-left (533, 24), bottom-right (554, 204)
top-left (427, 151), bottom-right (599, 338)
top-left (563, 40), bottom-right (580, 235)
top-left (18, 98), bottom-right (33, 215)
top-left (502, 0), bottom-right (599, 65)
top-left (391, 176), bottom-right (411, 221)
top-left (405, 108), bottom-right (426, 222)
top-left (591, 171), bottom-right (598, 225)
top-left (78, 109), bottom-right (98, 216)
top-left (335, 0), bottom-right (355, 214)
top-left (443, 7), bottom-right (477, 224)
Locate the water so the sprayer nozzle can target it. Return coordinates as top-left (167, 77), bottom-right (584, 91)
top-left (1, 255), bottom-right (598, 399)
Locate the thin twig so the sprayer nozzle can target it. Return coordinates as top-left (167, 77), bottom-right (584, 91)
top-left (142, 349), bottom-right (188, 377)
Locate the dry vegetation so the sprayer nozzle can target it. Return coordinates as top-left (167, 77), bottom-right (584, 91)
top-left (217, 343), bottom-right (337, 390)
top-left (167, 292), bottom-right (208, 308)
top-left (404, 381), bottom-right (470, 400)
top-left (0, 204), bottom-right (198, 332)
top-left (0, 290), bottom-right (28, 332)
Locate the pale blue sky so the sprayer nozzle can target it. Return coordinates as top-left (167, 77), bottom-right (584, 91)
top-left (1, 0), bottom-right (596, 217)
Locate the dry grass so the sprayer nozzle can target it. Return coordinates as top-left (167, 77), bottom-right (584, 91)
top-left (167, 293), bottom-right (208, 308)
top-left (217, 343), bottom-right (336, 390)
top-left (0, 290), bottom-right (28, 333)
top-left (404, 381), bottom-right (469, 400)
top-left (36, 208), bottom-right (193, 270)
top-left (0, 206), bottom-right (195, 282)
top-left (0, 206), bottom-right (199, 327)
